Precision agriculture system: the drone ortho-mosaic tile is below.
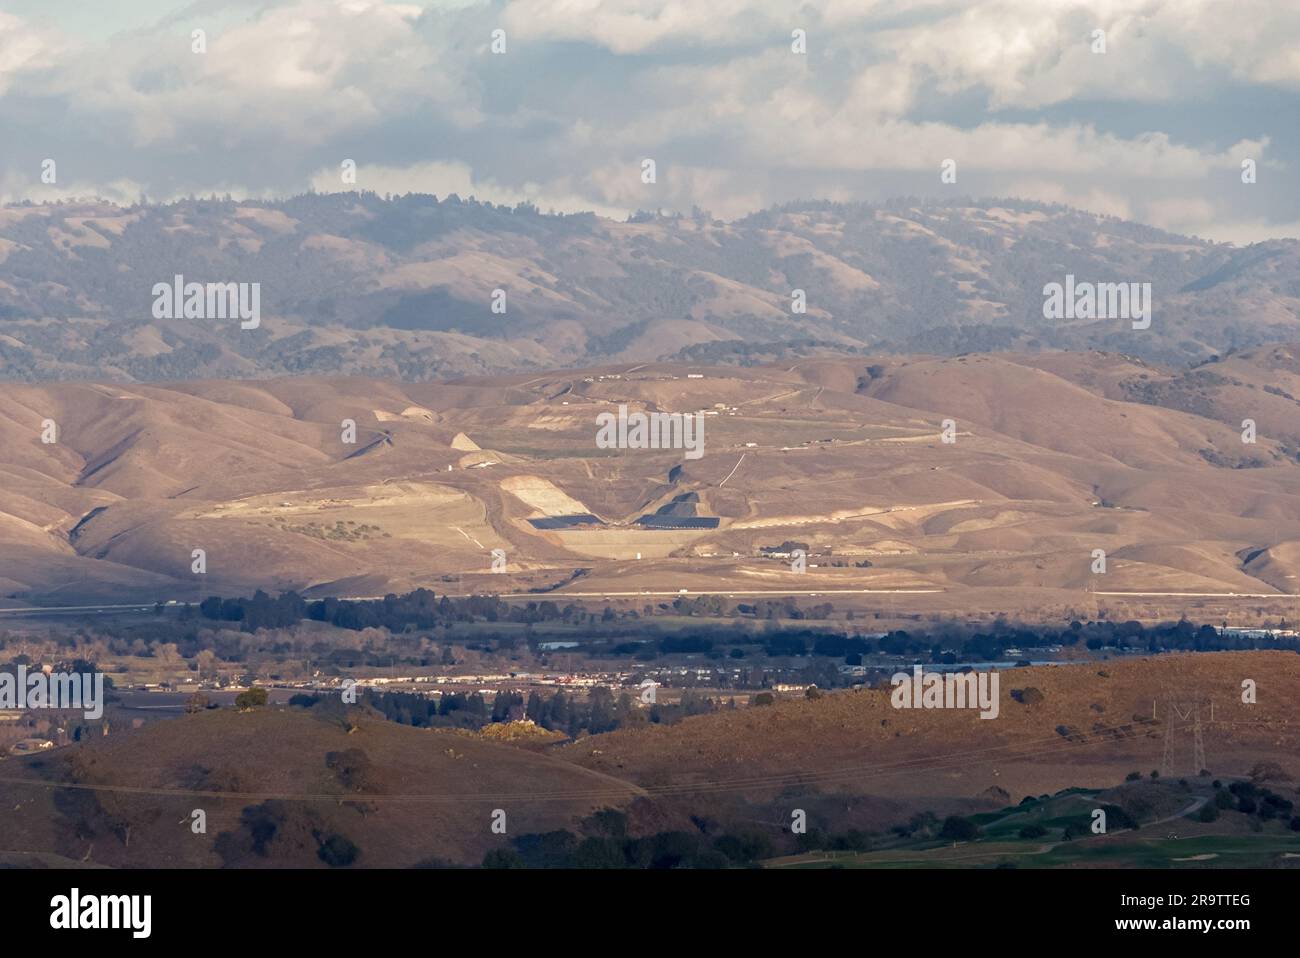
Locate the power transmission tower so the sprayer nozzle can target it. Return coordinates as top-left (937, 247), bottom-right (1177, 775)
top-left (1192, 705), bottom-right (1206, 775)
top-left (1159, 701), bottom-right (1179, 778)
top-left (1160, 696), bottom-right (1209, 777)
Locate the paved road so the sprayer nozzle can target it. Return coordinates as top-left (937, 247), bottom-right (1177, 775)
top-left (343, 588), bottom-right (945, 601)
top-left (0, 603), bottom-right (159, 616)
top-left (1096, 591), bottom-right (1288, 598)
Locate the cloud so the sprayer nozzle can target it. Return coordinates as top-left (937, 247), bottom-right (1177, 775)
top-left (0, 10), bottom-right (65, 94)
top-left (308, 158), bottom-right (631, 218)
top-left (500, 0), bottom-right (794, 54)
top-left (0, 0), bottom-right (1297, 242)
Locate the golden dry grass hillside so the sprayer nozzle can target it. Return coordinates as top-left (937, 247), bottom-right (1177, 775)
top-left (563, 651), bottom-right (1300, 829)
top-left (1, 347), bottom-right (1299, 612)
top-left (0, 654), bottom-right (1292, 865)
top-left (0, 706), bottom-right (642, 868)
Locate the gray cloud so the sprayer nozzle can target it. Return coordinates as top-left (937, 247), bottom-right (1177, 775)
top-left (1, 0), bottom-right (1296, 241)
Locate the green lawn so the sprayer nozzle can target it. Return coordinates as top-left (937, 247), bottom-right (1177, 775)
top-left (766, 782), bottom-right (1300, 869)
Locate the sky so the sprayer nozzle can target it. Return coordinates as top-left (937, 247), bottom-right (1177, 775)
top-left (1, 0), bottom-right (1298, 243)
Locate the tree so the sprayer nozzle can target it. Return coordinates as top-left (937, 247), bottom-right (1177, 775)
top-left (548, 690), bottom-right (570, 731)
top-left (570, 836), bottom-right (626, 869)
top-left (714, 831), bottom-right (774, 863)
top-left (317, 833), bottom-right (359, 867)
top-left (1101, 804), bottom-right (1140, 830)
top-left (1248, 760), bottom-right (1292, 783)
top-left (195, 649), bottom-right (217, 680)
top-left (829, 829), bottom-right (871, 852)
top-left (325, 748), bottom-right (374, 792)
top-left (585, 808), bottom-right (627, 838)
top-left (240, 802), bottom-right (285, 856)
top-left (235, 686), bottom-right (269, 710)
top-left (939, 816), bottom-right (979, 842)
top-left (1012, 687), bottom-right (1044, 705)
top-left (614, 691), bottom-right (643, 725)
top-left (587, 687), bottom-right (616, 733)
top-left (482, 848), bottom-right (524, 869)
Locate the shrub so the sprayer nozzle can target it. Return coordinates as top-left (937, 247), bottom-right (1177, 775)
top-left (1249, 761), bottom-right (1292, 783)
top-left (1011, 687), bottom-right (1044, 705)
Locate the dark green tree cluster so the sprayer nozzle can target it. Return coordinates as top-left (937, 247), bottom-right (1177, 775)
top-left (483, 818), bottom-right (775, 869)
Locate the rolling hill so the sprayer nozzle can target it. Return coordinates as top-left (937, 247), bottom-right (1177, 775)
top-left (562, 650), bottom-right (1300, 834)
top-left (0, 705), bottom-right (642, 868)
top-left (2, 194), bottom-right (1299, 381)
top-left (1, 347), bottom-right (1300, 610)
top-left (0, 651), bottom-right (1293, 867)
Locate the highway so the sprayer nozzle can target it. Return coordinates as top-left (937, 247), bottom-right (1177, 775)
top-left (1094, 591), bottom-right (1288, 598)
top-left (4, 587), bottom-right (1291, 618)
top-left (344, 588), bottom-right (946, 601)
top-left (0, 602), bottom-right (162, 617)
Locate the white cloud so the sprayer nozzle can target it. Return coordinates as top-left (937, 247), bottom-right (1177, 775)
top-left (309, 159), bottom-right (631, 219)
top-left (0, 0), bottom-right (1296, 242)
top-left (42, 0), bottom-right (471, 150)
top-left (0, 11), bottom-right (65, 94)
top-left (501, 0), bottom-right (792, 54)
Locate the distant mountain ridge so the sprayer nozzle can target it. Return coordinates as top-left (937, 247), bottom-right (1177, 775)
top-left (1, 193), bottom-right (1298, 381)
